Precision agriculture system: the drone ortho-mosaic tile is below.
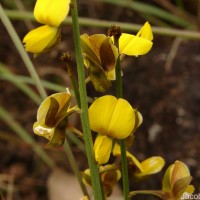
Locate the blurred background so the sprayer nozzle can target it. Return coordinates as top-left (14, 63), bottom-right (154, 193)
top-left (0, 0), bottom-right (200, 199)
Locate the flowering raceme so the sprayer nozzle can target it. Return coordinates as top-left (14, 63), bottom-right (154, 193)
top-left (88, 95), bottom-right (142, 164)
top-left (23, 0), bottom-right (70, 55)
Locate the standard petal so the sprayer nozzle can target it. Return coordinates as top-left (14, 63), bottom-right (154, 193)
top-left (23, 25), bottom-right (60, 54)
top-left (36, 92), bottom-right (71, 125)
top-left (171, 161), bottom-right (191, 187)
top-left (119, 33), bottom-right (153, 56)
top-left (80, 34), bottom-right (101, 67)
top-left (89, 96), bottom-right (117, 135)
top-left (136, 22), bottom-right (153, 41)
top-left (94, 134), bottom-right (113, 164)
top-left (108, 98), bottom-right (135, 139)
top-left (34, 0), bottom-right (70, 27)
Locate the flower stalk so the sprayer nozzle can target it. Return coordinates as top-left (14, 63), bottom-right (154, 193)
top-left (70, 0), bottom-right (105, 199)
top-left (111, 26), bottom-right (129, 200)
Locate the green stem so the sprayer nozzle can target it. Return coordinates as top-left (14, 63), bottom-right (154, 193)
top-left (68, 69), bottom-right (81, 108)
top-left (70, 1), bottom-right (105, 200)
top-left (115, 45), bottom-right (129, 200)
top-left (119, 139), bottom-right (129, 200)
top-left (0, 106), bottom-right (56, 169)
top-left (0, 4), bottom-right (47, 100)
top-left (64, 135), bottom-right (89, 197)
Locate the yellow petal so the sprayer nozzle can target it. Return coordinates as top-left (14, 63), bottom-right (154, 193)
top-left (108, 98), bottom-right (135, 139)
top-left (162, 164), bottom-right (174, 192)
top-left (89, 95), bottom-right (135, 139)
top-left (172, 176), bottom-right (193, 198)
top-left (34, 0), bottom-right (70, 27)
top-left (185, 185), bottom-right (195, 194)
top-left (33, 121), bottom-right (54, 140)
top-left (132, 110), bottom-right (143, 133)
top-left (106, 68), bottom-right (116, 80)
top-left (89, 34), bottom-right (108, 60)
top-left (23, 25), bottom-right (60, 54)
top-left (89, 95), bottom-right (118, 135)
top-left (119, 33), bottom-right (153, 56)
top-left (171, 161), bottom-right (191, 187)
top-left (82, 169), bottom-right (92, 186)
top-left (80, 34), bottom-right (101, 67)
top-left (36, 91), bottom-right (72, 127)
top-left (136, 22), bottom-right (153, 41)
top-left (137, 156), bottom-right (165, 176)
top-left (94, 134), bottom-right (113, 164)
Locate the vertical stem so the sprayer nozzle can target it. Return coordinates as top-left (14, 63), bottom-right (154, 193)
top-left (115, 53), bottom-right (129, 200)
top-left (70, 1), bottom-right (105, 200)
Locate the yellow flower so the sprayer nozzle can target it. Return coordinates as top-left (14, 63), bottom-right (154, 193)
top-left (23, 25), bottom-right (60, 54)
top-left (107, 22), bottom-right (153, 79)
top-left (34, 0), bottom-right (70, 27)
top-left (23, 0), bottom-right (70, 54)
top-left (81, 34), bottom-right (118, 91)
top-left (119, 22), bottom-right (153, 56)
top-left (88, 95), bottom-right (142, 164)
top-left (162, 160), bottom-right (194, 199)
top-left (82, 164), bottom-right (121, 197)
top-left (33, 90), bottom-right (78, 146)
top-left (113, 143), bottom-right (165, 180)
top-left (129, 160), bottom-right (194, 200)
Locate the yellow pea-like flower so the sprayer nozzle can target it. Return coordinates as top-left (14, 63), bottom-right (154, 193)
top-left (119, 22), bottom-right (153, 56)
top-left (113, 143), bottom-right (165, 179)
top-left (33, 90), bottom-right (78, 146)
top-left (129, 160), bottom-right (194, 200)
top-left (23, 0), bottom-right (70, 54)
top-left (34, 0), bottom-right (70, 27)
top-left (88, 95), bottom-right (142, 164)
top-left (23, 25), bottom-right (60, 55)
top-left (82, 164), bottom-right (121, 197)
top-left (89, 95), bottom-right (139, 139)
top-left (162, 160), bottom-right (195, 199)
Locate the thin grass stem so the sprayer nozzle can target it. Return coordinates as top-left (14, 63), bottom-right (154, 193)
top-left (0, 106), bottom-right (56, 169)
top-left (63, 136), bottom-right (89, 197)
top-left (0, 4), bottom-right (47, 100)
top-left (5, 9), bottom-right (200, 39)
